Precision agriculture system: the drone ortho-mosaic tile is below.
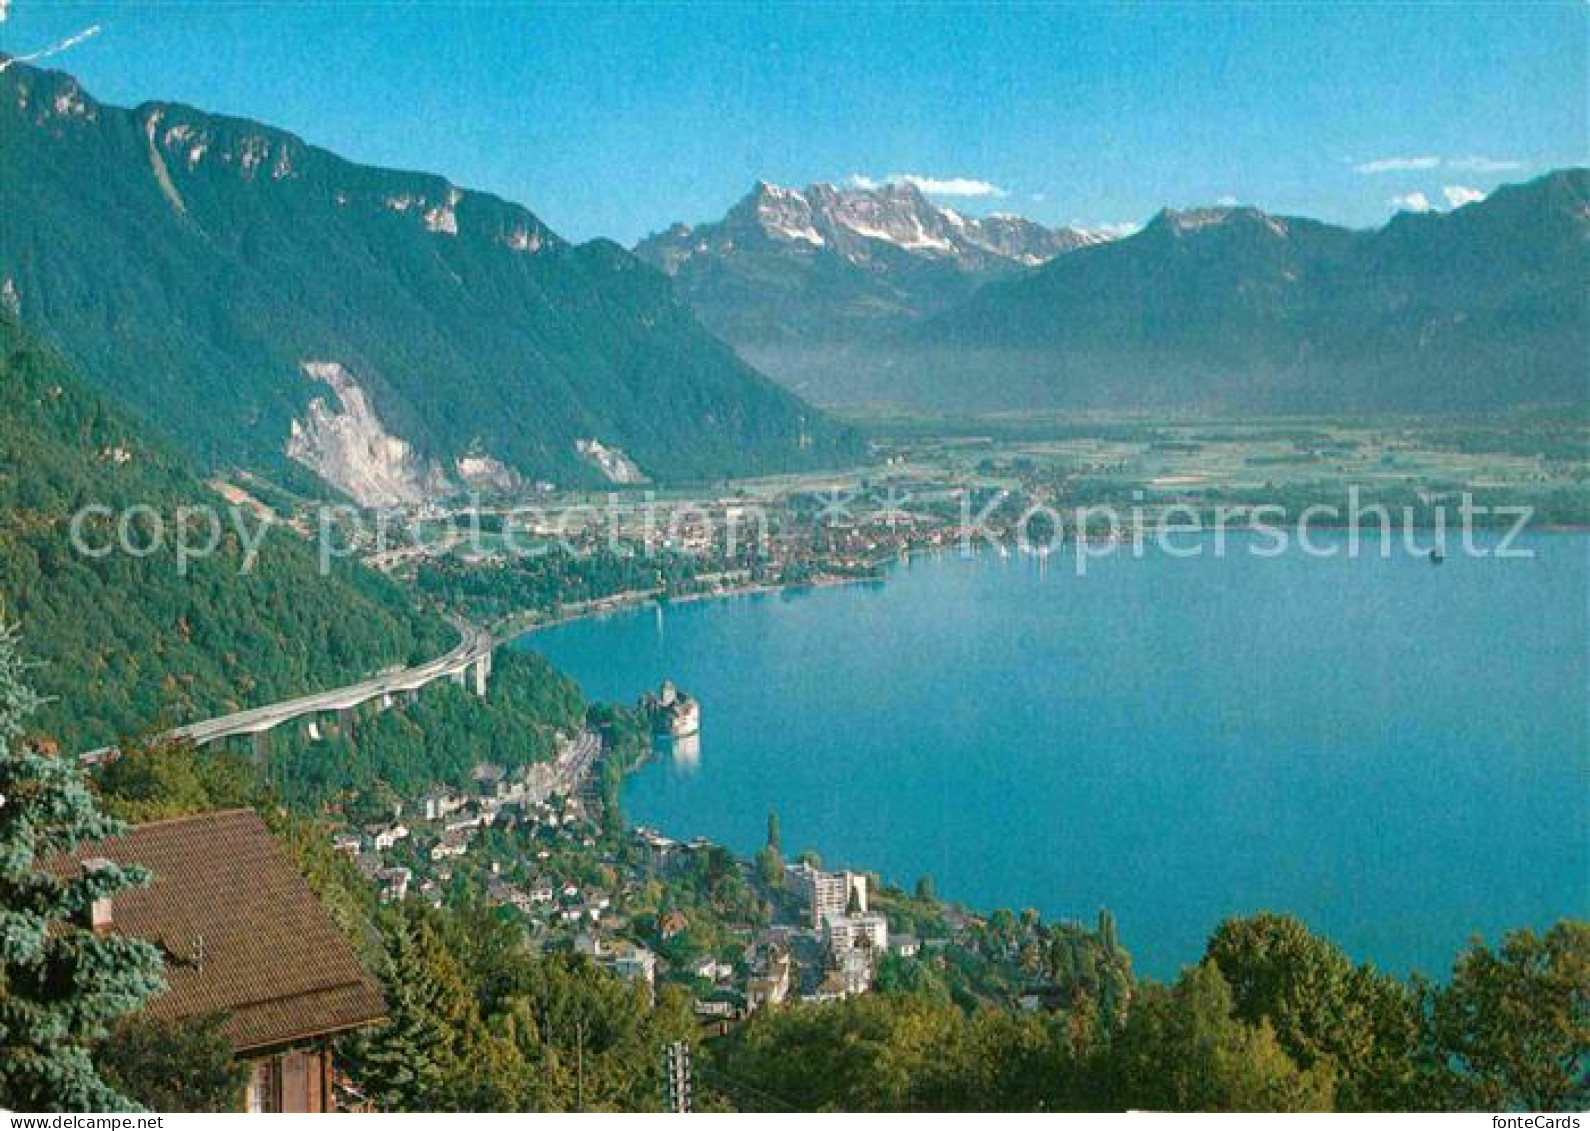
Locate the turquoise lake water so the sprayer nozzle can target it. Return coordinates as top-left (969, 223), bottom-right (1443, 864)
top-left (522, 533), bottom-right (1590, 979)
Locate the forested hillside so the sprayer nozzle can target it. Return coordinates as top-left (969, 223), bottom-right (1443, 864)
top-left (1, 608), bottom-right (1579, 1114)
top-left (265, 649), bottom-right (587, 805)
top-left (0, 318), bottom-right (450, 751)
top-left (0, 62), bottom-right (863, 494)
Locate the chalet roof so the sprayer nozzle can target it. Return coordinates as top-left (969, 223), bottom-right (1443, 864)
top-left (51, 808), bottom-right (386, 1053)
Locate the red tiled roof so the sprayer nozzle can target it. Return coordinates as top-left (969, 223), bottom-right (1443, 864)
top-left (51, 809), bottom-right (386, 1053)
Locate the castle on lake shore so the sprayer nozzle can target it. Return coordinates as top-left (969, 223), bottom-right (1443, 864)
top-left (642, 679), bottom-right (701, 739)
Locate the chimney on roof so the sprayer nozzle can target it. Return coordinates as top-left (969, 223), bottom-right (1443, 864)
top-left (81, 857), bottom-right (115, 933)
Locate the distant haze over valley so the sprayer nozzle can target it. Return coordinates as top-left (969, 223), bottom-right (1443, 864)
top-left (641, 171), bottom-right (1590, 414)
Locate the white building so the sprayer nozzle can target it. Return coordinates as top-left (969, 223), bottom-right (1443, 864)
top-left (789, 863), bottom-right (869, 928)
top-left (690, 956), bottom-right (735, 983)
top-left (746, 949), bottom-right (792, 1012)
top-left (822, 911), bottom-right (889, 955)
top-left (370, 823), bottom-right (409, 851)
top-left (420, 788), bottom-right (465, 821)
top-left (429, 833), bottom-right (470, 861)
top-left (836, 946), bottom-right (874, 996)
top-left (375, 866), bottom-right (412, 904)
top-left (608, 941), bottom-right (658, 991)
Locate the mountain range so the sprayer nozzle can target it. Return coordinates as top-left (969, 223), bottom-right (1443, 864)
top-left (634, 180), bottom-right (1107, 398)
top-left (0, 62), bottom-right (862, 502)
top-left (4, 58), bottom-right (1584, 499)
top-left (643, 171), bottom-right (1589, 413)
top-left (901, 171), bottom-right (1590, 412)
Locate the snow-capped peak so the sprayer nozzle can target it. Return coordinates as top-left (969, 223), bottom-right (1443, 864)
top-left (738, 179), bottom-right (1094, 266)
top-left (1152, 205), bottom-right (1290, 239)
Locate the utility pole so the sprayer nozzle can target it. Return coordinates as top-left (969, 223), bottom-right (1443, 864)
top-left (663, 1040), bottom-right (692, 1113)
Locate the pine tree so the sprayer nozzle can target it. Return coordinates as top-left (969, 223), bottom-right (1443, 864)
top-left (0, 624), bottom-right (166, 1112)
top-left (342, 920), bottom-right (450, 1111)
top-left (344, 910), bottom-right (491, 1111)
top-left (756, 811), bottom-right (783, 888)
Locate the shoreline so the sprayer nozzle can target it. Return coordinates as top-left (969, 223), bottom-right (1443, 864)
top-left (503, 531), bottom-right (1587, 982)
top-left (492, 523), bottom-right (1586, 645)
top-left (496, 562), bottom-right (896, 643)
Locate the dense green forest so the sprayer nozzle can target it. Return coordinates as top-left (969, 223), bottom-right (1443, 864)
top-left (415, 551), bottom-right (680, 625)
top-left (0, 319), bottom-right (450, 751)
top-left (263, 649), bottom-right (587, 804)
top-left (414, 545), bottom-right (772, 626)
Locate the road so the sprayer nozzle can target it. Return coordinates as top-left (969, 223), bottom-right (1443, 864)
top-left (80, 620), bottom-right (495, 764)
top-left (549, 729), bottom-right (603, 795)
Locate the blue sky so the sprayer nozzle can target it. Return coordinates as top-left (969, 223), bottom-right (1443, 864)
top-left (3, 2), bottom-right (1584, 243)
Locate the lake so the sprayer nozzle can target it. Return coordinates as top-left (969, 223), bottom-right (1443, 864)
top-left (521, 533), bottom-right (1590, 979)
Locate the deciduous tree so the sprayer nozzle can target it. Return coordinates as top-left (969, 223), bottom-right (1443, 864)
top-left (1205, 912), bottom-right (1420, 1109)
top-left (1427, 921), bottom-right (1589, 1111)
top-left (96, 1014), bottom-right (247, 1112)
top-left (1098, 961), bottom-right (1334, 1112)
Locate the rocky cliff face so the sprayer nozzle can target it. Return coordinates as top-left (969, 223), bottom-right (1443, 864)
top-left (0, 62), bottom-right (863, 494)
top-left (287, 363), bottom-right (453, 506)
top-left (575, 438), bottom-right (648, 485)
top-left (0, 318), bottom-right (450, 751)
top-left (644, 180), bottom-right (1102, 273)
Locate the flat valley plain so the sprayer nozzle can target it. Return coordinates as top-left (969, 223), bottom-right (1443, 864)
top-left (386, 407), bottom-right (1590, 575)
top-left (818, 406), bottom-right (1590, 523)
